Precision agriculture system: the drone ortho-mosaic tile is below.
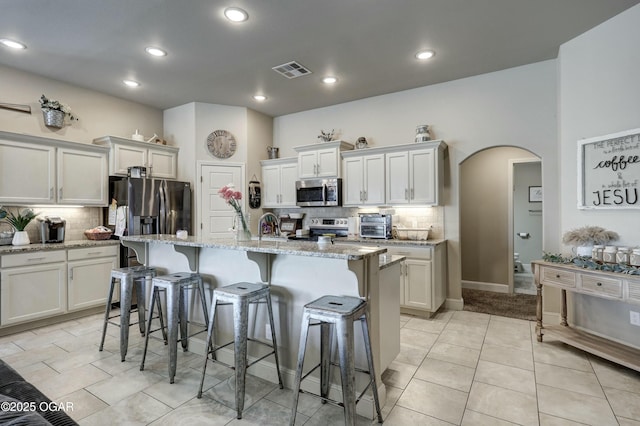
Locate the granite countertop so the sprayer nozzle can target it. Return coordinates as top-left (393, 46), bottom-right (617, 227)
top-left (379, 254), bottom-right (405, 270)
top-left (0, 239), bottom-right (120, 255)
top-left (340, 237), bottom-right (447, 247)
top-left (121, 234), bottom-right (386, 261)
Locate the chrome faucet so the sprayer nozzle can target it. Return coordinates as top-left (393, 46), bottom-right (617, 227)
top-left (258, 212), bottom-right (280, 240)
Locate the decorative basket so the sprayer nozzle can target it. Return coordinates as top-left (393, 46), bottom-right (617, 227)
top-left (84, 231), bottom-right (113, 240)
top-left (393, 227), bottom-right (430, 241)
top-left (42, 109), bottom-right (65, 128)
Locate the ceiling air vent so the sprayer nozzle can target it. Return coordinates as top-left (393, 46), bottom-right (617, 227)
top-left (272, 61), bottom-right (312, 79)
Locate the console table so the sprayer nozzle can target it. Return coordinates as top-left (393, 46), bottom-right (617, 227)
top-left (533, 260), bottom-right (640, 372)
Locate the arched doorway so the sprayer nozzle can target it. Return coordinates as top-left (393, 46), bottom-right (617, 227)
top-left (460, 146), bottom-right (542, 300)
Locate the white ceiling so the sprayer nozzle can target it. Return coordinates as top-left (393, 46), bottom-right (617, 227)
top-left (2, 1), bottom-right (638, 117)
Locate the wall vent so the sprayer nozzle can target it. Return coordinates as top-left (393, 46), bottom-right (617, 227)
top-left (272, 61), bottom-right (312, 79)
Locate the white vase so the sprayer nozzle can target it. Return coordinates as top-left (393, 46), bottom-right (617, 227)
top-left (12, 231), bottom-right (30, 246)
top-left (574, 245), bottom-right (594, 257)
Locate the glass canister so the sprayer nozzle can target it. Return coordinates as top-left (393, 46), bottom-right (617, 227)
top-left (630, 249), bottom-right (640, 267)
top-left (616, 247), bottom-right (631, 265)
top-left (415, 125), bottom-right (431, 143)
top-left (603, 246), bottom-right (618, 264)
top-left (591, 245), bottom-right (604, 262)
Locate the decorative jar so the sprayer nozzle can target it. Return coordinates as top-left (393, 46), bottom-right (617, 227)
top-left (630, 249), bottom-right (640, 267)
top-left (591, 245), bottom-right (604, 262)
top-left (616, 247), bottom-right (631, 265)
top-left (603, 246), bottom-right (618, 264)
top-left (415, 125), bottom-right (431, 143)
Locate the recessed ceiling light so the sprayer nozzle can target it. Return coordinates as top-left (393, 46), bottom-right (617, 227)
top-left (224, 7), bottom-right (249, 22)
top-left (0, 38), bottom-right (27, 49)
top-left (145, 46), bottom-right (167, 57)
top-left (253, 95), bottom-right (267, 101)
top-left (322, 76), bottom-right (338, 84)
top-left (415, 50), bottom-right (435, 60)
top-left (123, 80), bottom-right (140, 88)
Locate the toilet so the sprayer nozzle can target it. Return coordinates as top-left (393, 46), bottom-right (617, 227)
top-left (514, 252), bottom-right (525, 273)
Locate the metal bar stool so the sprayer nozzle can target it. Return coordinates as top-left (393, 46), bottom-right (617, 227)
top-left (197, 282), bottom-right (284, 420)
top-left (140, 272), bottom-right (210, 384)
top-left (99, 265), bottom-right (166, 362)
top-left (290, 295), bottom-right (383, 426)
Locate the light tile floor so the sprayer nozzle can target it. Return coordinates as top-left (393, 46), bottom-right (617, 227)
top-left (2, 310), bottom-right (640, 425)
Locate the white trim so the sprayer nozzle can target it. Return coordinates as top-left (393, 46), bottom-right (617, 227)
top-left (445, 297), bottom-right (464, 311)
top-left (462, 280), bottom-right (509, 293)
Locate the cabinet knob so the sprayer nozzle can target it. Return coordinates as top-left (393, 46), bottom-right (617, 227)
top-left (556, 274), bottom-right (561, 278)
top-left (596, 282), bottom-right (603, 286)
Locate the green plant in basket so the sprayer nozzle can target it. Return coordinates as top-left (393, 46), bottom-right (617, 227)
top-left (0, 206), bottom-right (39, 231)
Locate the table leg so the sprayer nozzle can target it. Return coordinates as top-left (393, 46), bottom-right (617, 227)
top-left (536, 278), bottom-right (543, 342)
top-left (561, 289), bottom-right (568, 326)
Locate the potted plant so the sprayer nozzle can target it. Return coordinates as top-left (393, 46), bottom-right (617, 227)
top-left (39, 94), bottom-right (77, 128)
top-left (562, 225), bottom-right (619, 256)
top-left (0, 206), bottom-right (39, 245)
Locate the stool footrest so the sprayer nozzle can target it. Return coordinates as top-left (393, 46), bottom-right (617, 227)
top-left (297, 388), bottom-right (344, 408)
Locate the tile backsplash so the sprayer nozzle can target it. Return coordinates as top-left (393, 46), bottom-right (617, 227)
top-left (0, 206), bottom-right (102, 243)
top-left (270, 205), bottom-right (444, 239)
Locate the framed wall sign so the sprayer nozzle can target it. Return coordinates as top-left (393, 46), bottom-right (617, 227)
top-left (578, 128), bottom-right (640, 209)
top-left (529, 186), bottom-right (543, 202)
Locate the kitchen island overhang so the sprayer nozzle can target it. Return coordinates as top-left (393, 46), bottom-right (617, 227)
top-left (120, 234), bottom-right (394, 417)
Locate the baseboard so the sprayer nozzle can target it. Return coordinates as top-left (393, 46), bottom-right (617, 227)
top-left (445, 298), bottom-right (464, 311)
top-left (189, 336), bottom-right (386, 420)
top-left (462, 280), bottom-right (509, 293)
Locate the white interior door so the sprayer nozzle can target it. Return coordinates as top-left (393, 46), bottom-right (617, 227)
top-left (199, 163), bottom-right (244, 238)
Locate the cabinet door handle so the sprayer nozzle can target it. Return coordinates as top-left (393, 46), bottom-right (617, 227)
top-left (27, 257), bottom-right (46, 262)
top-left (59, 188), bottom-right (63, 199)
top-left (411, 188), bottom-right (414, 199)
top-left (50, 187), bottom-right (54, 199)
top-left (87, 252), bottom-right (102, 256)
top-left (364, 190), bottom-right (367, 201)
top-left (360, 190), bottom-right (363, 202)
top-left (70, 268), bottom-right (73, 280)
top-left (405, 188), bottom-right (409, 200)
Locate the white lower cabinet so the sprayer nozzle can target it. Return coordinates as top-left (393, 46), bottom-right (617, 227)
top-left (386, 244), bottom-right (447, 316)
top-left (0, 244), bottom-right (119, 327)
top-left (0, 251), bottom-right (67, 325)
top-left (68, 246), bottom-right (118, 311)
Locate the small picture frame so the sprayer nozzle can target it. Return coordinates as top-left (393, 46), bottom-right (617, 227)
top-left (529, 186), bottom-right (543, 203)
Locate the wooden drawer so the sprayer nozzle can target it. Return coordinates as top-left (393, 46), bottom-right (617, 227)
top-left (68, 245), bottom-right (118, 261)
top-left (1, 250), bottom-right (66, 268)
top-left (539, 266), bottom-right (576, 288)
top-left (625, 281), bottom-right (640, 304)
top-left (578, 274), bottom-right (622, 299)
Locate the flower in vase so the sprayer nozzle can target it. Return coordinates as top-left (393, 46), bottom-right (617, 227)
top-left (218, 184), bottom-right (249, 234)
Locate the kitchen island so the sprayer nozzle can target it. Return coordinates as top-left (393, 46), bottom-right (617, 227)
top-left (120, 234), bottom-right (395, 415)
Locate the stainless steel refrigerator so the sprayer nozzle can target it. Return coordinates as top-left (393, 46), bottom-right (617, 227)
top-left (107, 176), bottom-right (191, 266)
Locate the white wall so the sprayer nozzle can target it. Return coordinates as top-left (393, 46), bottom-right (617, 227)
top-left (0, 64), bottom-right (162, 145)
top-left (274, 60), bottom-right (559, 302)
top-left (558, 4), bottom-right (640, 346)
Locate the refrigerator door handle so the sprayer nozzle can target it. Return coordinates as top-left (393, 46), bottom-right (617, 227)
top-left (159, 180), bottom-right (167, 234)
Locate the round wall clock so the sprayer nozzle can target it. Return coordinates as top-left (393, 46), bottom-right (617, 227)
top-left (206, 129), bottom-right (237, 159)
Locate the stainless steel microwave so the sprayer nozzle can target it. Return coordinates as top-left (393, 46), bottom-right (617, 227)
top-left (295, 178), bottom-right (342, 207)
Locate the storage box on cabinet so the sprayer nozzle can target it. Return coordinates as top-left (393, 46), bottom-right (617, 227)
top-left (1, 250), bottom-right (67, 325)
top-left (68, 246), bottom-right (118, 311)
top-left (93, 135), bottom-right (178, 179)
top-left (0, 132), bottom-right (109, 206)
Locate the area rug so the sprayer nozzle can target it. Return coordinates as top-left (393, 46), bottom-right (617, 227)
top-left (462, 288), bottom-right (536, 321)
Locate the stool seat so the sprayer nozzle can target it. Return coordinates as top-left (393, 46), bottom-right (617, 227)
top-left (290, 295), bottom-right (383, 426)
top-left (197, 282), bottom-right (283, 420)
top-left (99, 265), bottom-right (160, 362)
top-left (140, 272), bottom-right (209, 384)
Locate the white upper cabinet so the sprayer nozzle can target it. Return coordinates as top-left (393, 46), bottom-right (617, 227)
top-left (57, 148), bottom-right (108, 205)
top-left (385, 141), bottom-right (445, 206)
top-left (294, 141), bottom-right (354, 179)
top-left (342, 152), bottom-right (385, 206)
top-left (0, 132), bottom-right (109, 206)
top-left (93, 136), bottom-right (178, 179)
top-left (261, 158), bottom-right (298, 208)
top-left (0, 138), bottom-right (56, 204)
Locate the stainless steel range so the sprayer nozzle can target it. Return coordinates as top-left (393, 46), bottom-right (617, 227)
top-left (290, 217), bottom-right (349, 241)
